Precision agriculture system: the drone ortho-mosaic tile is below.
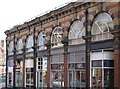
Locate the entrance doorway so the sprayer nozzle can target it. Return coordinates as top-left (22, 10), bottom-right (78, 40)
top-left (36, 57), bottom-right (47, 87)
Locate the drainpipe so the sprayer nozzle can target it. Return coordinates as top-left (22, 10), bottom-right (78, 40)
top-left (5, 38), bottom-right (8, 88)
top-left (33, 28), bottom-right (37, 88)
top-left (85, 9), bottom-right (88, 89)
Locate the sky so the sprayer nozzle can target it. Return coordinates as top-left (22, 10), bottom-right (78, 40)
top-left (0, 0), bottom-right (75, 41)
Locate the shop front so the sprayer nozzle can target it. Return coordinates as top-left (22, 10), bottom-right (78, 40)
top-left (90, 50), bottom-right (114, 88)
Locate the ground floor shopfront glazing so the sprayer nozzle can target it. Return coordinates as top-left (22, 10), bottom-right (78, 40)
top-left (7, 49), bottom-right (114, 88)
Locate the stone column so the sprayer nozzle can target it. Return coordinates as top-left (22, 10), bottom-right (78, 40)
top-left (62, 37), bottom-right (68, 88)
top-left (111, 29), bottom-right (120, 88)
top-left (13, 34), bottom-right (16, 87)
top-left (22, 45), bottom-right (26, 87)
top-left (33, 28), bottom-right (37, 88)
top-left (45, 40), bottom-right (51, 88)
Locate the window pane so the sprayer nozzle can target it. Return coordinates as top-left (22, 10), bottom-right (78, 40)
top-left (92, 60), bottom-right (102, 67)
top-left (104, 69), bottom-right (114, 88)
top-left (104, 60), bottom-right (114, 67)
top-left (51, 26), bottom-right (63, 47)
top-left (69, 20), bottom-right (85, 39)
top-left (91, 68), bottom-right (102, 88)
top-left (38, 32), bottom-right (46, 50)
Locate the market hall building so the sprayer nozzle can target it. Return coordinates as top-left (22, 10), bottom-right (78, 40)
top-left (5, 1), bottom-right (120, 88)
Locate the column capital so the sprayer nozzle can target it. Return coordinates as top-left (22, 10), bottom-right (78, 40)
top-left (61, 38), bottom-right (68, 46)
top-left (111, 30), bottom-right (120, 52)
top-left (44, 40), bottom-right (51, 48)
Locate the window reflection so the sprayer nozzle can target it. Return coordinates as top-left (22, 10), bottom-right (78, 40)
top-left (17, 38), bottom-right (23, 53)
top-left (26, 35), bottom-right (34, 52)
top-left (37, 32), bottom-right (46, 50)
top-left (8, 41), bottom-right (14, 55)
top-left (69, 20), bottom-right (85, 45)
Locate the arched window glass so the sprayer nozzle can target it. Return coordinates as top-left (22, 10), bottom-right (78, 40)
top-left (69, 20), bottom-right (85, 45)
top-left (8, 41), bottom-right (14, 55)
top-left (26, 35), bottom-right (34, 52)
top-left (37, 31), bottom-right (46, 50)
top-left (92, 12), bottom-right (114, 41)
top-left (51, 26), bottom-right (63, 47)
top-left (17, 38), bottom-right (23, 53)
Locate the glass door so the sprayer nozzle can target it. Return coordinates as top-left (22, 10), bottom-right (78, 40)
top-left (37, 71), bottom-right (42, 87)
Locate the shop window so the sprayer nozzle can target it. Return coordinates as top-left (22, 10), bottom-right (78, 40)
top-left (69, 20), bottom-right (85, 45)
top-left (51, 26), bottom-right (63, 48)
top-left (92, 12), bottom-right (114, 41)
top-left (7, 59), bottom-right (14, 87)
top-left (92, 60), bottom-right (102, 67)
top-left (37, 31), bottom-right (46, 50)
top-left (104, 60), bottom-right (114, 67)
top-left (15, 60), bottom-right (23, 87)
top-left (51, 55), bottom-right (64, 87)
top-left (26, 68), bottom-right (34, 87)
top-left (68, 53), bottom-right (86, 88)
top-left (26, 35), bottom-right (34, 52)
top-left (16, 38), bottom-right (23, 54)
top-left (37, 58), bottom-right (43, 70)
top-left (90, 50), bottom-right (114, 88)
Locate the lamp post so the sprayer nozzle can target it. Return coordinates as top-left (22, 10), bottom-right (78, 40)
top-left (5, 38), bottom-right (8, 88)
top-left (82, 9), bottom-right (91, 89)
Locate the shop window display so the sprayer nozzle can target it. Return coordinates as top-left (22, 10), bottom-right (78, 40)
top-left (51, 55), bottom-right (64, 87)
top-left (7, 59), bottom-right (14, 87)
top-left (15, 60), bottom-right (23, 87)
top-left (26, 68), bottom-right (34, 87)
top-left (68, 53), bottom-right (86, 88)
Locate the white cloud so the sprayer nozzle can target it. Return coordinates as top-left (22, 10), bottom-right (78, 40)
top-left (0, 0), bottom-right (74, 40)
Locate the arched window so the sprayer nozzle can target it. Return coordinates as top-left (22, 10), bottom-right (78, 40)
top-left (26, 35), bottom-right (34, 52)
top-left (69, 20), bottom-right (85, 45)
top-left (37, 31), bottom-right (46, 50)
top-left (17, 38), bottom-right (23, 53)
top-left (8, 41), bottom-right (14, 55)
top-left (51, 26), bottom-right (63, 47)
top-left (92, 12), bottom-right (114, 41)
